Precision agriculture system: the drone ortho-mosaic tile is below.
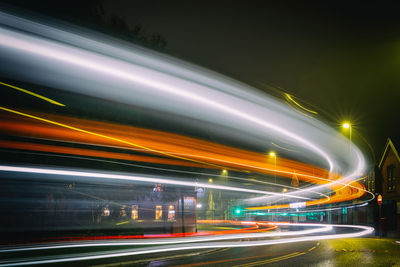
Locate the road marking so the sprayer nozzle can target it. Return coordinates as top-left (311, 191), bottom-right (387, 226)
top-left (115, 221), bottom-right (129, 225)
top-left (173, 253), bottom-right (276, 267)
top-left (308, 246), bottom-right (316, 251)
top-left (317, 242), bottom-right (320, 246)
top-left (234, 252), bottom-right (304, 267)
top-left (92, 249), bottom-right (218, 267)
top-left (0, 81), bottom-right (65, 106)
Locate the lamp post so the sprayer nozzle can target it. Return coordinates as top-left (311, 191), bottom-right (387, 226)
top-left (378, 194), bottom-right (382, 238)
top-left (342, 122), bottom-right (352, 151)
top-left (221, 169), bottom-right (228, 219)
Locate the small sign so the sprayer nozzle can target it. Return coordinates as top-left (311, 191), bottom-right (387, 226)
top-left (290, 202), bottom-right (306, 209)
top-left (377, 194), bottom-right (382, 205)
top-left (184, 197), bottom-right (195, 214)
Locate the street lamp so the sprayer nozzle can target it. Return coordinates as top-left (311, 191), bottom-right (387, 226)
top-left (208, 178), bottom-right (213, 183)
top-left (342, 122), bottom-right (352, 150)
top-left (220, 169), bottom-right (228, 220)
top-left (221, 169), bottom-right (228, 185)
top-left (269, 151), bottom-right (277, 184)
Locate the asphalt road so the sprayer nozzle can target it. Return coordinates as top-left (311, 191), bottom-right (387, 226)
top-left (1, 237), bottom-right (400, 266)
top-left (2, 223), bottom-right (390, 267)
top-left (148, 241), bottom-right (322, 266)
top-left (87, 238), bottom-right (400, 267)
top-left (90, 240), bottom-right (326, 267)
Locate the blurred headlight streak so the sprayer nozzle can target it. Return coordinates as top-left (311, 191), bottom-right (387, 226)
top-left (0, 223), bottom-right (373, 266)
top-left (0, 165), bottom-right (310, 199)
top-left (0, 222), bottom-right (330, 252)
top-left (0, 12), bottom-right (364, 171)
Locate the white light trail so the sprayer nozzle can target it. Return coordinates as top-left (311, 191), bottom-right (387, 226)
top-left (10, 149), bottom-right (331, 199)
top-left (0, 224), bottom-right (374, 266)
top-left (0, 26), bottom-right (334, 172)
top-left (0, 165), bottom-right (310, 200)
top-left (0, 223), bottom-right (332, 253)
top-left (0, 11), bottom-right (371, 205)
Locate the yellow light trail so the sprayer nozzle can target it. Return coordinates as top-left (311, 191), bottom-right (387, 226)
top-left (285, 93), bottom-right (318, 115)
top-left (0, 81), bottom-right (65, 106)
top-left (115, 221), bottom-right (130, 226)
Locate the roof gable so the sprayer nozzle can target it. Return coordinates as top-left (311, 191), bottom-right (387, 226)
top-left (379, 138), bottom-right (400, 168)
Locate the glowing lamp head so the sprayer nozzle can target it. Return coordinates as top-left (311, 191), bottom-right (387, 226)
top-left (269, 151), bottom-right (276, 157)
top-left (222, 169), bottom-right (228, 175)
top-left (282, 188), bottom-right (288, 193)
top-left (342, 122), bottom-right (350, 129)
top-left (208, 178), bottom-right (213, 183)
top-left (235, 208), bottom-right (241, 214)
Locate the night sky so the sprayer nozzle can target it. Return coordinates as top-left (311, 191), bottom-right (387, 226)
top-left (2, 0), bottom-right (400, 162)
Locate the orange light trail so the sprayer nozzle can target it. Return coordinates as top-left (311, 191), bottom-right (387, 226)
top-left (0, 108), bottom-right (366, 209)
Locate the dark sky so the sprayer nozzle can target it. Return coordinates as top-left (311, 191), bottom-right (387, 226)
top-left (2, 0), bottom-right (400, 162)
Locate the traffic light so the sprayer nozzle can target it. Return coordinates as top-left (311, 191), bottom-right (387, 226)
top-left (234, 207), bottom-right (242, 215)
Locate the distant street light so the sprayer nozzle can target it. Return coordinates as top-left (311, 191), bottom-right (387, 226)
top-left (208, 178), bottom-right (213, 183)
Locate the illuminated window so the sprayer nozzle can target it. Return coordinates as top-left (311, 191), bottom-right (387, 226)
top-left (103, 206), bottom-right (110, 217)
top-left (131, 205), bottom-right (138, 220)
top-left (168, 205), bottom-right (175, 221)
top-left (387, 165), bottom-right (395, 192)
top-left (155, 205), bottom-right (162, 220)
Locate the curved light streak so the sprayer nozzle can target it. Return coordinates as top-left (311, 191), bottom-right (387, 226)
top-left (0, 112), bottom-right (370, 207)
top-left (0, 149), bottom-right (332, 200)
top-left (0, 11), bottom-right (372, 211)
top-left (0, 28), bottom-right (335, 172)
top-left (0, 12), bottom-right (365, 177)
top-left (0, 223), bottom-right (373, 266)
top-left (0, 223), bottom-right (332, 252)
top-left (284, 93), bottom-right (318, 115)
top-left (0, 165), bottom-right (310, 200)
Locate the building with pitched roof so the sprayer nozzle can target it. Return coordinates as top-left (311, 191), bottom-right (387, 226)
top-left (378, 137), bottom-right (400, 236)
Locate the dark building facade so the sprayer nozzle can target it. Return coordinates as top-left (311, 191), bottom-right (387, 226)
top-left (378, 138), bottom-right (400, 236)
top-left (0, 176), bottom-right (197, 243)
